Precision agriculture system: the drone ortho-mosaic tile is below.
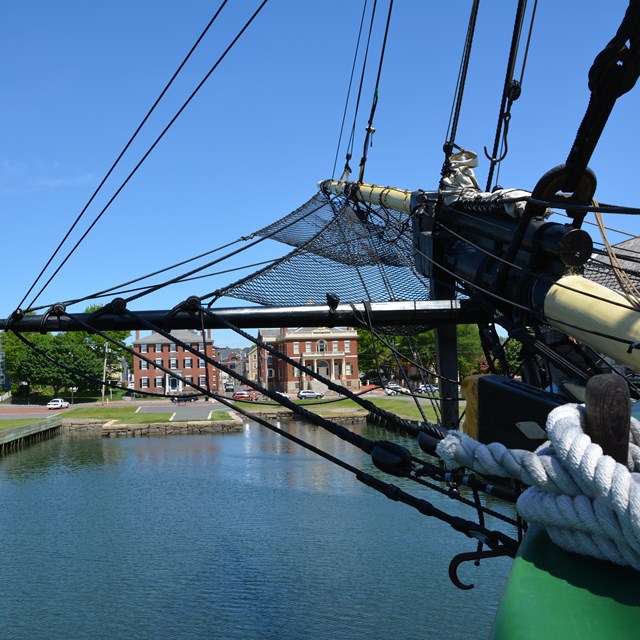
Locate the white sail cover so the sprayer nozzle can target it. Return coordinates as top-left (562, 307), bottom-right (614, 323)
top-left (440, 149), bottom-right (531, 218)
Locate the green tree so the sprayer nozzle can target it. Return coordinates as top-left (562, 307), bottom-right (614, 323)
top-left (1, 331), bottom-right (103, 395)
top-left (0, 304), bottom-right (131, 395)
top-left (357, 324), bottom-right (483, 381)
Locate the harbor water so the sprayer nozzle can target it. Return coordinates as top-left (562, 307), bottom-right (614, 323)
top-left (0, 419), bottom-right (512, 639)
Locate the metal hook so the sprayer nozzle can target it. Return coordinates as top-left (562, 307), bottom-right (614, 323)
top-left (448, 546), bottom-right (513, 590)
top-left (483, 112), bottom-right (511, 164)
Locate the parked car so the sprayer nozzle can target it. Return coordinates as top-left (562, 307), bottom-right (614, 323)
top-left (274, 391), bottom-right (290, 400)
top-left (232, 390), bottom-right (258, 401)
top-left (224, 382), bottom-right (235, 392)
top-left (171, 395), bottom-right (199, 404)
top-left (297, 389), bottom-right (324, 400)
top-left (416, 383), bottom-right (439, 394)
top-left (384, 383), bottom-right (409, 396)
top-left (47, 398), bottom-right (70, 409)
top-left (361, 374), bottom-right (388, 386)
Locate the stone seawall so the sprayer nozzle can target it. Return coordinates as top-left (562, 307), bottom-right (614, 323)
top-left (62, 417), bottom-right (244, 438)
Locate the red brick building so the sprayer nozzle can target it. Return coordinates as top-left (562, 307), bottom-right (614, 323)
top-left (132, 329), bottom-right (218, 395)
top-left (256, 326), bottom-right (359, 394)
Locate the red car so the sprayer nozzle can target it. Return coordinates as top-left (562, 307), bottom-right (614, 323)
top-left (232, 390), bottom-right (258, 401)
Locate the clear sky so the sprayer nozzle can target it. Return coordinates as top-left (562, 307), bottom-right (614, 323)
top-left (1, 1), bottom-right (638, 346)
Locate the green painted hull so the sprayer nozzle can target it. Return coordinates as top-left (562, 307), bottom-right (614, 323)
top-left (491, 526), bottom-right (640, 638)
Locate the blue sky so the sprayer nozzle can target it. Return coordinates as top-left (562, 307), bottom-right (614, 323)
top-left (1, 1), bottom-right (638, 346)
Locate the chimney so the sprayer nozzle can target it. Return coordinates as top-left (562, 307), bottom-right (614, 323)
top-left (135, 330), bottom-right (140, 341)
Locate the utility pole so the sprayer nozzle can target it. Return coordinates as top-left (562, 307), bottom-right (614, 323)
top-left (101, 343), bottom-right (109, 405)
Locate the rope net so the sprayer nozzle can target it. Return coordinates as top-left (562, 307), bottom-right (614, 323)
top-left (219, 192), bottom-right (432, 306)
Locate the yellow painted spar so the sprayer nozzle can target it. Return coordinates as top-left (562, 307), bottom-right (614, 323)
top-left (320, 179), bottom-right (414, 214)
top-left (544, 275), bottom-right (640, 372)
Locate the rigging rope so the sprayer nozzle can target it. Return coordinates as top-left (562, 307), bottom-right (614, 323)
top-left (17, 0), bottom-right (231, 313)
top-left (443, 0), bottom-right (480, 159)
top-left (436, 403), bottom-right (640, 569)
top-left (20, 0), bottom-right (270, 313)
top-left (484, 0), bottom-right (535, 191)
top-left (332, 0), bottom-right (371, 180)
top-left (357, 0), bottom-right (394, 184)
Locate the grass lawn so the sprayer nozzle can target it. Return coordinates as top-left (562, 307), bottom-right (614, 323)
top-left (0, 419), bottom-right (40, 432)
top-left (244, 396), bottom-right (442, 422)
top-left (64, 407), bottom-right (235, 424)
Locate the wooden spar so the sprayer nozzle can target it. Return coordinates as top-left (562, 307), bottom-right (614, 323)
top-left (1, 300), bottom-right (485, 333)
top-left (543, 275), bottom-right (640, 372)
top-left (319, 179), bottom-right (415, 213)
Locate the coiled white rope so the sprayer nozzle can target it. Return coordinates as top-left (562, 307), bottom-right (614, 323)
top-left (436, 403), bottom-right (640, 569)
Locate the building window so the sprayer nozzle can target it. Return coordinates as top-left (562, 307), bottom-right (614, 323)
top-left (140, 344), bottom-right (148, 354)
top-left (305, 341), bottom-right (311, 354)
top-left (253, 362), bottom-right (257, 369)
top-left (141, 377), bottom-right (149, 389)
top-left (334, 363), bottom-right (341, 377)
top-left (318, 340), bottom-right (327, 353)
top-left (170, 343), bottom-right (177, 353)
top-left (154, 377), bottom-right (163, 388)
top-left (332, 341), bottom-right (338, 353)
top-left (267, 355), bottom-right (273, 365)
top-left (169, 358), bottom-right (178, 369)
top-left (345, 340), bottom-right (351, 353)
top-left (198, 358), bottom-right (205, 368)
top-left (154, 359), bottom-right (162, 368)
top-left (267, 368), bottom-right (274, 378)
top-left (154, 344), bottom-right (162, 353)
top-left (293, 342), bottom-right (300, 355)
top-left (198, 375), bottom-right (206, 386)
top-left (140, 360), bottom-right (148, 370)
top-left (185, 376), bottom-right (193, 384)
top-left (198, 342), bottom-right (205, 351)
top-left (183, 357), bottom-right (193, 369)
top-left (292, 367), bottom-right (300, 377)
top-left (346, 363), bottom-right (353, 375)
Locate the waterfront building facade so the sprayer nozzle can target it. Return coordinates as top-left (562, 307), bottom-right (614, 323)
top-left (132, 329), bottom-right (218, 395)
top-left (256, 326), bottom-right (359, 394)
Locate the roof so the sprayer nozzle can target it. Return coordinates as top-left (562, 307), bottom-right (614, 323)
top-left (133, 330), bottom-right (212, 346)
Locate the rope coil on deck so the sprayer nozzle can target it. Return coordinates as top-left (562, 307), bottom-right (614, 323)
top-left (436, 404), bottom-right (640, 570)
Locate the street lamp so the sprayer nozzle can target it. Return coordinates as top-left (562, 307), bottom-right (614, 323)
top-left (71, 387), bottom-right (78, 404)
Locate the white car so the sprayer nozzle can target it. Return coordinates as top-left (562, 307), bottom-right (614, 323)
top-left (47, 398), bottom-right (70, 410)
top-left (416, 384), bottom-right (439, 394)
top-left (297, 389), bottom-right (324, 400)
top-left (384, 383), bottom-right (409, 396)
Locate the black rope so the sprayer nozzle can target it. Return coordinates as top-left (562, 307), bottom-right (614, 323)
top-left (23, 0), bottom-right (270, 311)
top-left (343, 0), bottom-right (379, 180)
top-left (332, 0), bottom-right (370, 180)
top-left (357, 0), bottom-right (394, 184)
top-left (563, 0), bottom-right (640, 192)
top-left (484, 0), bottom-right (530, 191)
top-left (16, 0), bottom-right (231, 313)
top-left (444, 0), bottom-right (480, 157)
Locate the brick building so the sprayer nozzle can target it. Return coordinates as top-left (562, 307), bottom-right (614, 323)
top-left (132, 329), bottom-right (218, 395)
top-left (256, 326), bottom-right (359, 394)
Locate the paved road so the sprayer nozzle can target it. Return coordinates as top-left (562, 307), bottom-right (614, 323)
top-left (0, 406), bottom-right (53, 420)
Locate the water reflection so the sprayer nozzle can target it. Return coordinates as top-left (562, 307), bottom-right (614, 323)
top-left (0, 433), bottom-right (126, 480)
top-left (0, 417), bottom-right (512, 640)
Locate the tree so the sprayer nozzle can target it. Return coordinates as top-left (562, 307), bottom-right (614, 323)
top-left (1, 331), bottom-right (103, 395)
top-left (0, 304), bottom-right (131, 395)
top-left (357, 323), bottom-right (483, 382)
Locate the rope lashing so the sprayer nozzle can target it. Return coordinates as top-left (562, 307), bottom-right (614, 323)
top-left (436, 403), bottom-right (640, 569)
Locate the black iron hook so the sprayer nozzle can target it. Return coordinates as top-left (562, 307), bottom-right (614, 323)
top-left (448, 546), bottom-right (513, 590)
